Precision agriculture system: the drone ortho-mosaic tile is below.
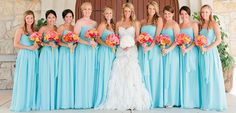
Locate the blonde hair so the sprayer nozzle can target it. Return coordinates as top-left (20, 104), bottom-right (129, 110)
top-left (23, 10), bottom-right (35, 34)
top-left (80, 2), bottom-right (92, 11)
top-left (121, 3), bottom-right (136, 24)
top-left (200, 4), bottom-right (213, 30)
top-left (103, 7), bottom-right (116, 31)
top-left (146, 1), bottom-right (160, 25)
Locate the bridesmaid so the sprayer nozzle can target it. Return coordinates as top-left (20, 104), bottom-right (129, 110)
top-left (199, 5), bottom-right (227, 111)
top-left (10, 10), bottom-right (39, 112)
top-left (161, 5), bottom-right (180, 107)
top-left (179, 6), bottom-right (200, 108)
top-left (139, 1), bottom-right (164, 108)
top-left (38, 9), bottom-right (58, 110)
top-left (56, 9), bottom-right (75, 109)
top-left (74, 2), bottom-right (98, 108)
top-left (94, 7), bottom-right (116, 107)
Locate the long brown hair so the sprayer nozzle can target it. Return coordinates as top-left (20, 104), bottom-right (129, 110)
top-left (23, 10), bottom-right (35, 34)
top-left (200, 4), bottom-right (213, 30)
top-left (146, 1), bottom-right (160, 25)
top-left (103, 7), bottom-right (116, 31)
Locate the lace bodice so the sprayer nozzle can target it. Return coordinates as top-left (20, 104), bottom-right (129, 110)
top-left (118, 26), bottom-right (135, 39)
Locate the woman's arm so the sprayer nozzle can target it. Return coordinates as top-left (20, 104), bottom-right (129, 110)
top-left (146, 17), bottom-right (163, 52)
top-left (203, 21), bottom-right (221, 52)
top-left (96, 22), bottom-right (109, 46)
top-left (14, 28), bottom-right (37, 50)
top-left (184, 22), bottom-right (199, 53)
top-left (162, 22), bottom-right (180, 55)
top-left (74, 20), bottom-right (90, 45)
top-left (135, 21), bottom-right (141, 44)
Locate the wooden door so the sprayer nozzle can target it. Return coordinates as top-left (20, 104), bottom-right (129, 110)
top-left (75, 0), bottom-right (126, 24)
top-left (128, 0), bottom-right (179, 22)
top-left (75, 0), bottom-right (179, 23)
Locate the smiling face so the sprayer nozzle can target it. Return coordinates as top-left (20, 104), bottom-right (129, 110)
top-left (64, 13), bottom-right (73, 24)
top-left (180, 10), bottom-right (190, 21)
top-left (147, 4), bottom-right (156, 17)
top-left (82, 4), bottom-right (92, 18)
top-left (163, 10), bottom-right (173, 21)
top-left (124, 7), bottom-right (132, 19)
top-left (25, 14), bottom-right (34, 26)
top-left (47, 13), bottom-right (56, 25)
top-left (201, 7), bottom-right (211, 21)
top-left (104, 8), bottom-right (113, 22)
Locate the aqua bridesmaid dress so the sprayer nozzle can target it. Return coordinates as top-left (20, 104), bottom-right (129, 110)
top-left (199, 28), bottom-right (227, 111)
top-left (57, 30), bottom-right (75, 109)
top-left (161, 28), bottom-right (180, 107)
top-left (74, 26), bottom-right (97, 108)
top-left (180, 28), bottom-right (200, 108)
top-left (139, 25), bottom-right (164, 108)
top-left (37, 33), bottom-right (58, 110)
top-left (94, 29), bottom-right (115, 107)
top-left (10, 34), bottom-right (39, 112)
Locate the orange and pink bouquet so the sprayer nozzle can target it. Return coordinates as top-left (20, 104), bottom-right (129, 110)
top-left (137, 32), bottom-right (153, 45)
top-left (175, 33), bottom-right (191, 46)
top-left (195, 35), bottom-right (208, 47)
top-left (156, 35), bottom-right (172, 49)
top-left (63, 31), bottom-right (80, 53)
top-left (195, 35), bottom-right (208, 54)
top-left (84, 29), bottom-right (99, 41)
top-left (105, 34), bottom-right (120, 53)
top-left (63, 31), bottom-right (79, 43)
top-left (175, 33), bottom-right (191, 55)
top-left (30, 32), bottom-right (42, 44)
top-left (43, 30), bottom-right (60, 43)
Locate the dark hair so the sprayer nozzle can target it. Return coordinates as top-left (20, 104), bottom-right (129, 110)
top-left (45, 9), bottom-right (57, 19)
top-left (179, 6), bottom-right (191, 16)
top-left (62, 9), bottom-right (74, 19)
top-left (163, 5), bottom-right (174, 13)
top-left (23, 10), bottom-right (35, 34)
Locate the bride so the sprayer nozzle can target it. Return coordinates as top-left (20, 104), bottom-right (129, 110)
top-left (99, 3), bottom-right (151, 110)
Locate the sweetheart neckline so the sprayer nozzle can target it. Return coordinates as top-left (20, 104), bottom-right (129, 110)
top-left (119, 26), bottom-right (134, 30)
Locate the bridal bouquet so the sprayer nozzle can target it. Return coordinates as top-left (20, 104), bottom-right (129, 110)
top-left (30, 32), bottom-right (42, 44)
top-left (137, 32), bottom-right (153, 45)
top-left (175, 33), bottom-right (191, 55)
top-left (105, 34), bottom-right (120, 53)
top-left (195, 35), bottom-right (208, 54)
top-left (120, 35), bottom-right (135, 49)
top-left (156, 35), bottom-right (171, 49)
top-left (63, 31), bottom-right (80, 53)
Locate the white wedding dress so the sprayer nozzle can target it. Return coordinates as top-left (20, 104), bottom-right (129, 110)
top-left (99, 26), bottom-right (151, 110)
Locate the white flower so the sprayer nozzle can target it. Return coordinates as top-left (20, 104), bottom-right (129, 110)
top-left (120, 35), bottom-right (135, 48)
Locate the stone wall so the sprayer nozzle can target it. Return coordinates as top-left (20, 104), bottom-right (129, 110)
top-left (0, 62), bottom-right (15, 89)
top-left (213, 0), bottom-right (236, 56)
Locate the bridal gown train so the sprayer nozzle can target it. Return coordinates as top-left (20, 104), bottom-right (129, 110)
top-left (99, 26), bottom-right (151, 110)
